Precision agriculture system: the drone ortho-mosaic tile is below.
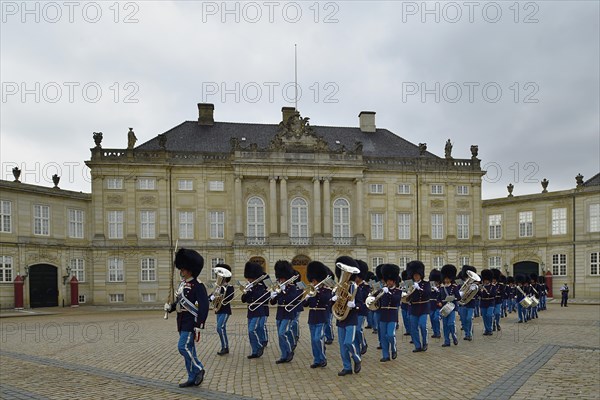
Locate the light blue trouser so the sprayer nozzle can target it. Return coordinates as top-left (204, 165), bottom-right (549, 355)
top-left (379, 321), bottom-right (397, 358)
top-left (401, 308), bottom-right (411, 334)
top-left (178, 331), bottom-right (204, 382)
top-left (309, 323), bottom-right (326, 364)
top-left (463, 308), bottom-right (474, 338)
top-left (482, 306), bottom-right (494, 333)
top-left (257, 315), bottom-right (267, 344)
top-left (276, 319), bottom-right (293, 360)
top-left (518, 302), bottom-right (526, 322)
top-left (216, 313), bottom-right (229, 349)
top-left (248, 317), bottom-right (262, 354)
top-left (354, 315), bottom-right (366, 352)
top-left (429, 309), bottom-right (440, 336)
top-left (494, 303), bottom-right (502, 328)
top-left (409, 314), bottom-right (428, 349)
top-left (337, 325), bottom-right (360, 371)
top-left (442, 310), bottom-right (457, 345)
top-left (324, 310), bottom-right (334, 341)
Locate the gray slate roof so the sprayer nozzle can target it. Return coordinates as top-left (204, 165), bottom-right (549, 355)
top-left (136, 121), bottom-right (439, 159)
top-left (583, 172), bottom-right (600, 187)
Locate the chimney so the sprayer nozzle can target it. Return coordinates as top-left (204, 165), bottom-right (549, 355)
top-left (282, 106), bottom-right (296, 123)
top-left (359, 111), bottom-right (376, 133)
top-left (198, 103), bottom-right (214, 126)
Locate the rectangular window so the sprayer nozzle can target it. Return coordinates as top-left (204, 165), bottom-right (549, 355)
top-left (210, 258), bottom-right (225, 280)
top-left (457, 214), bottom-right (470, 240)
top-left (397, 213), bottom-right (411, 240)
top-left (590, 252), bottom-right (599, 276)
top-left (457, 185), bottom-right (469, 195)
top-left (68, 209), bottom-right (84, 239)
top-left (109, 294), bottom-right (125, 302)
top-left (0, 256), bottom-right (13, 282)
top-left (431, 213), bottom-right (444, 240)
top-left (371, 213), bottom-right (384, 240)
top-left (552, 254), bottom-right (567, 276)
top-left (397, 184), bottom-right (411, 195)
top-left (108, 258), bottom-right (124, 282)
top-left (369, 184), bottom-right (384, 194)
top-left (34, 205), bottom-right (50, 236)
top-left (398, 256), bottom-right (410, 270)
top-left (431, 184), bottom-right (444, 195)
top-left (178, 211), bottom-right (194, 239)
top-left (138, 178), bottom-right (156, 190)
top-left (209, 181), bottom-right (224, 191)
top-left (372, 257), bottom-right (384, 268)
top-left (551, 208), bottom-right (567, 235)
top-left (107, 178), bottom-right (123, 189)
top-left (432, 256), bottom-right (444, 269)
top-left (459, 256), bottom-right (471, 267)
top-left (488, 214), bottom-right (502, 240)
top-left (589, 204), bottom-right (600, 233)
top-left (519, 211), bottom-right (533, 237)
top-left (488, 256), bottom-right (501, 269)
top-left (0, 200), bottom-right (11, 233)
top-left (140, 211), bottom-right (156, 239)
top-left (69, 258), bottom-right (85, 282)
top-left (209, 211), bottom-right (225, 239)
top-left (142, 293), bottom-right (156, 302)
top-left (141, 258), bottom-right (156, 281)
top-left (78, 294), bottom-right (86, 303)
top-left (178, 179), bottom-right (193, 191)
top-left (107, 211), bottom-right (124, 239)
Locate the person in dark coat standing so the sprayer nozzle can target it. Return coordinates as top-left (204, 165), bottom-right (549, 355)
top-left (304, 261), bottom-right (333, 368)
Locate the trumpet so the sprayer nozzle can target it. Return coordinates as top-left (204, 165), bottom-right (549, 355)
top-left (248, 275), bottom-right (299, 312)
top-left (285, 276), bottom-right (336, 312)
top-left (221, 273), bottom-right (268, 306)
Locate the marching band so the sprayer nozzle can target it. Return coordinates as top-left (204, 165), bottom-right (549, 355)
top-left (164, 249), bottom-right (551, 387)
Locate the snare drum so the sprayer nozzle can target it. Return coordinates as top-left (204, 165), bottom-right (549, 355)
top-left (440, 302), bottom-right (455, 317)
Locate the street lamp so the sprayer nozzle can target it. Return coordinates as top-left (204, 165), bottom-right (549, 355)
top-left (22, 265), bottom-right (29, 281)
top-left (503, 263), bottom-right (509, 275)
top-left (541, 262), bottom-right (546, 273)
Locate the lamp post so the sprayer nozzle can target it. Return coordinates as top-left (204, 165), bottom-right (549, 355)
top-left (22, 266), bottom-right (29, 281)
top-left (503, 263), bottom-right (509, 275)
top-left (541, 262), bottom-right (546, 273)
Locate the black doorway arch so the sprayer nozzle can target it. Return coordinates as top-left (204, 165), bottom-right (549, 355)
top-left (29, 264), bottom-right (58, 308)
top-left (513, 261), bottom-right (539, 278)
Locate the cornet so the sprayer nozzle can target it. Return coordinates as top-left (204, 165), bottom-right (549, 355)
top-left (285, 276), bottom-right (335, 312)
top-left (248, 275), bottom-right (298, 312)
top-left (221, 273), bottom-right (268, 306)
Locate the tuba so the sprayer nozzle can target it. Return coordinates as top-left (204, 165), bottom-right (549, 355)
top-left (211, 267), bottom-right (232, 312)
top-left (332, 262), bottom-right (361, 321)
top-left (458, 270), bottom-right (481, 306)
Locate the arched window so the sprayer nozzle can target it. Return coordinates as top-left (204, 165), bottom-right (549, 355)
top-left (247, 197), bottom-right (265, 241)
top-left (333, 198), bottom-right (351, 238)
top-left (290, 197), bottom-right (309, 239)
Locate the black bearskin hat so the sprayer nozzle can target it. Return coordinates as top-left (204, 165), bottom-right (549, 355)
top-left (406, 260), bottom-right (425, 280)
top-left (462, 265), bottom-right (477, 274)
top-left (538, 275), bottom-right (545, 284)
top-left (274, 260), bottom-right (294, 280)
top-left (325, 265), bottom-right (335, 279)
top-left (429, 268), bottom-right (442, 282)
top-left (356, 259), bottom-right (369, 280)
top-left (335, 256), bottom-right (359, 281)
top-left (375, 264), bottom-right (384, 280)
top-left (515, 274), bottom-right (526, 284)
top-left (401, 269), bottom-right (408, 282)
top-left (491, 268), bottom-right (501, 281)
top-left (381, 264), bottom-right (400, 282)
top-left (529, 273), bottom-right (538, 282)
top-left (365, 271), bottom-right (376, 282)
top-left (481, 269), bottom-right (493, 282)
top-left (244, 262), bottom-right (264, 280)
top-left (307, 261), bottom-right (328, 283)
top-left (175, 248), bottom-right (204, 278)
top-left (441, 264), bottom-right (457, 281)
top-left (499, 274), bottom-right (507, 284)
top-left (507, 276), bottom-right (515, 284)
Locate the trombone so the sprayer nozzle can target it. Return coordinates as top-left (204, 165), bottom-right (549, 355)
top-left (248, 275), bottom-right (298, 312)
top-left (284, 276), bottom-right (335, 312)
top-left (221, 273), bottom-right (268, 306)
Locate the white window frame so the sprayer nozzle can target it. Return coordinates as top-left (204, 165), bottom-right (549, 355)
top-left (551, 208), bottom-right (567, 235)
top-left (33, 204), bottom-right (50, 236)
top-left (141, 293), bottom-right (156, 302)
top-left (178, 211), bottom-right (194, 239)
top-left (0, 200), bottom-right (12, 233)
top-left (108, 258), bottom-right (124, 282)
top-left (68, 209), bottom-right (84, 239)
top-left (178, 179), bottom-right (194, 191)
top-left (432, 256), bottom-right (444, 269)
top-left (371, 213), bottom-right (384, 240)
top-left (457, 214), bottom-right (470, 240)
top-left (69, 258), bottom-right (85, 282)
top-left (397, 212), bottom-right (411, 240)
top-left (107, 178), bottom-right (123, 190)
top-left (397, 184), bottom-right (411, 195)
top-left (369, 184), bottom-right (384, 194)
top-left (140, 211), bottom-right (156, 239)
top-left (590, 252), bottom-right (599, 276)
top-left (109, 293), bottom-right (125, 302)
top-left (552, 254), bottom-right (567, 276)
top-left (431, 213), bottom-right (444, 240)
top-left (107, 210), bottom-right (124, 239)
top-left (488, 256), bottom-right (501, 269)
top-left (137, 178), bottom-right (156, 190)
top-left (519, 211), bottom-right (534, 237)
top-left (78, 294), bottom-right (86, 303)
top-left (333, 198), bottom-right (351, 238)
top-left (457, 185), bottom-right (469, 195)
top-left (247, 197), bottom-right (266, 239)
top-left (488, 214), bottom-right (502, 240)
top-left (290, 198), bottom-right (309, 238)
top-left (398, 256), bottom-right (410, 270)
top-left (372, 257), bottom-right (384, 268)
top-left (141, 258), bottom-right (157, 282)
top-left (209, 211), bottom-right (225, 239)
top-left (589, 204), bottom-right (600, 233)
top-left (0, 256), bottom-right (13, 283)
top-left (209, 181), bottom-right (225, 191)
top-left (431, 184), bottom-right (444, 195)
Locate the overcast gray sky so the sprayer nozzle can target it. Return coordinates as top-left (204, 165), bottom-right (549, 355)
top-left (1, 0), bottom-right (598, 199)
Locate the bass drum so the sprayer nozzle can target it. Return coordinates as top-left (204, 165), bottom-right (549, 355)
top-left (440, 302), bottom-right (455, 317)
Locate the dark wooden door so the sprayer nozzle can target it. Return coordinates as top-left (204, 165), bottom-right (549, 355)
top-left (29, 264), bottom-right (58, 308)
top-left (513, 261), bottom-right (539, 278)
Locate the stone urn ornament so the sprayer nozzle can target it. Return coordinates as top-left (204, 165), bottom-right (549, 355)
top-left (12, 167), bottom-right (21, 182)
top-left (93, 132), bottom-right (103, 148)
top-left (507, 183), bottom-right (514, 197)
top-left (52, 174), bottom-right (60, 188)
top-left (541, 178), bottom-right (549, 193)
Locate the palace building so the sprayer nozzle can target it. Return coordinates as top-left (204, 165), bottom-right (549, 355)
top-left (0, 104), bottom-right (598, 308)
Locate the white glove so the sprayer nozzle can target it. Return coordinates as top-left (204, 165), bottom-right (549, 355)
top-left (347, 300), bottom-right (356, 308)
top-left (470, 284), bottom-right (478, 291)
top-left (270, 291), bottom-right (278, 299)
top-left (413, 282), bottom-right (421, 290)
top-left (280, 284), bottom-right (286, 292)
top-left (306, 291), bottom-right (316, 298)
top-left (163, 302), bottom-right (171, 312)
top-left (459, 291), bottom-right (464, 297)
top-left (382, 287), bottom-right (390, 294)
top-left (209, 295), bottom-right (215, 301)
top-left (331, 295), bottom-right (338, 302)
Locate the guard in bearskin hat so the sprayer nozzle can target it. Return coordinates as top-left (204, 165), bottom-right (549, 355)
top-left (400, 269), bottom-right (411, 337)
top-left (241, 261), bottom-right (268, 359)
top-left (210, 263), bottom-right (234, 356)
top-left (270, 260), bottom-right (301, 364)
top-left (354, 259), bottom-right (370, 355)
top-left (304, 261), bottom-right (333, 368)
top-left (538, 275), bottom-right (548, 311)
top-left (164, 248), bottom-right (209, 387)
top-left (491, 269), bottom-right (504, 331)
top-left (528, 273), bottom-right (540, 320)
top-left (515, 274), bottom-right (528, 322)
top-left (439, 264), bottom-right (461, 347)
top-left (378, 264), bottom-right (401, 362)
top-left (459, 265), bottom-right (478, 341)
top-left (405, 260), bottom-right (431, 352)
top-left (428, 268), bottom-right (442, 339)
top-left (323, 265), bottom-right (336, 344)
top-left (506, 276), bottom-right (516, 313)
top-left (479, 269), bottom-right (497, 336)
